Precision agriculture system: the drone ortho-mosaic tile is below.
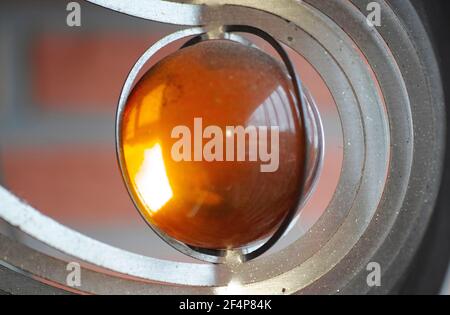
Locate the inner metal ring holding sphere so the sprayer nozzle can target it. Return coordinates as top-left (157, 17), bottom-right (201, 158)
top-left (116, 25), bottom-right (324, 263)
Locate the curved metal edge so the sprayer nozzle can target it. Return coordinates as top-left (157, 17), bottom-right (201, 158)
top-left (344, 0), bottom-right (446, 294)
top-left (85, 0), bottom-right (203, 26)
top-left (0, 186), bottom-right (219, 287)
top-left (301, 0), bottom-right (446, 295)
top-left (84, 0), bottom-right (303, 26)
top-left (367, 0), bottom-right (446, 293)
top-left (220, 25), bottom-right (307, 262)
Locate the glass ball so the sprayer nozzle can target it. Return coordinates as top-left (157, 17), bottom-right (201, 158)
top-left (120, 40), bottom-right (305, 250)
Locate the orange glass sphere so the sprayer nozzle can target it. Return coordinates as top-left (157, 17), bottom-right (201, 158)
top-left (121, 40), bottom-right (305, 250)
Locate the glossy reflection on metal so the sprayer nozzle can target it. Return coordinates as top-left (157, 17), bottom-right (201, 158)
top-left (116, 25), bottom-right (310, 263)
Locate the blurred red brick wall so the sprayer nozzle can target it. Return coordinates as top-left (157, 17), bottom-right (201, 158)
top-left (2, 31), bottom-right (164, 226)
top-left (32, 33), bottom-right (155, 111)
